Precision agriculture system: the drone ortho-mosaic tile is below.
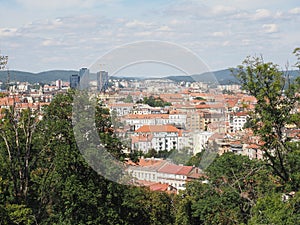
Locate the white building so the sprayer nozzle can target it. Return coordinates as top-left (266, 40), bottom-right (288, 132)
top-left (55, 79), bottom-right (62, 89)
top-left (178, 130), bottom-right (193, 152)
top-left (231, 112), bottom-right (248, 132)
top-left (109, 103), bottom-right (134, 116)
top-left (131, 125), bottom-right (180, 152)
top-left (17, 82), bottom-right (29, 91)
top-left (124, 114), bottom-right (169, 130)
top-left (127, 159), bottom-right (202, 191)
top-left (169, 112), bottom-right (187, 128)
top-left (123, 112), bottom-right (186, 130)
top-left (193, 131), bottom-right (213, 155)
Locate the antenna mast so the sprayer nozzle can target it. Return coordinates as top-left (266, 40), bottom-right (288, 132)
top-left (0, 53), bottom-right (9, 91)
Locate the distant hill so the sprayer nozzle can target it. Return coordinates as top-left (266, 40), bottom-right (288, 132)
top-left (163, 69), bottom-right (239, 84)
top-left (166, 69), bottom-right (300, 85)
top-left (0, 70), bottom-right (78, 83)
top-left (0, 69), bottom-right (298, 84)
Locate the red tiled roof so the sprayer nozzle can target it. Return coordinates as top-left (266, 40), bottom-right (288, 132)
top-left (158, 163), bottom-right (193, 175)
top-left (226, 99), bottom-right (238, 108)
top-left (247, 144), bottom-right (260, 149)
top-left (131, 134), bottom-right (153, 143)
top-left (125, 114), bottom-right (169, 119)
top-left (195, 103), bottom-right (225, 109)
top-left (149, 183), bottom-right (170, 191)
top-left (0, 97), bottom-right (21, 106)
top-left (234, 112), bottom-right (249, 117)
top-left (110, 103), bottom-right (134, 107)
top-left (135, 125), bottom-right (179, 133)
top-left (138, 158), bottom-right (163, 166)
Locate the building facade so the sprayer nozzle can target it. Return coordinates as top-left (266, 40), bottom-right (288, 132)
top-left (97, 70), bottom-right (109, 92)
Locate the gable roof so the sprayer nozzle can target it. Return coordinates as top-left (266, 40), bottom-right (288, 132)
top-left (135, 125), bottom-right (179, 133)
top-left (158, 163), bottom-right (193, 175)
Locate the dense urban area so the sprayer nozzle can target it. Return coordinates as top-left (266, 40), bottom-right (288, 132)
top-left (0, 50), bottom-right (299, 224)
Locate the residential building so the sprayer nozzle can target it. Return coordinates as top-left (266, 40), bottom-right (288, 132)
top-left (131, 125), bottom-right (181, 152)
top-left (231, 112), bottom-right (248, 132)
top-left (193, 131), bottom-right (213, 155)
top-left (127, 158), bottom-right (203, 191)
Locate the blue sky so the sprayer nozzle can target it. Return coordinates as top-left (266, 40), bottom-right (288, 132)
top-left (0, 0), bottom-right (299, 74)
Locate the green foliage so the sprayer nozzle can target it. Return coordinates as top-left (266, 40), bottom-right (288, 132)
top-left (293, 47), bottom-right (300, 70)
top-left (1, 49), bottom-right (299, 224)
top-left (232, 55), bottom-right (300, 188)
top-left (122, 94), bottom-right (133, 103)
top-left (0, 105), bottom-right (41, 207)
top-left (139, 149), bottom-right (175, 159)
top-left (137, 95), bottom-right (172, 107)
top-left (194, 96), bottom-right (206, 101)
top-left (0, 92), bottom-right (7, 97)
top-left (6, 204), bottom-right (35, 225)
top-left (168, 148), bottom-right (193, 165)
top-left (175, 181), bottom-right (246, 225)
top-left (249, 192), bottom-right (300, 225)
top-left (0, 90), bottom-right (177, 224)
top-left (185, 152), bottom-right (204, 166)
top-left (175, 153), bottom-right (278, 225)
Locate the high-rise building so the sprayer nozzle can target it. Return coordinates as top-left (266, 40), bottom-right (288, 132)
top-left (70, 74), bottom-right (80, 89)
top-left (55, 79), bottom-right (62, 89)
top-left (97, 70), bottom-right (108, 92)
top-left (79, 67), bottom-right (89, 78)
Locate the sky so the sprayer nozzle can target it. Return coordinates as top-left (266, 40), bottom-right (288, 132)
top-left (0, 0), bottom-right (300, 75)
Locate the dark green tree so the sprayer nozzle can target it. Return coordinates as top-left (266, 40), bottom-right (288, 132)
top-left (232, 54), bottom-right (300, 189)
top-left (175, 153), bottom-right (276, 225)
top-left (138, 96), bottom-right (172, 107)
top-left (249, 191), bottom-right (300, 225)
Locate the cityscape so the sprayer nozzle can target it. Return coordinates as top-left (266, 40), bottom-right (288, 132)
top-left (1, 65), bottom-right (298, 193)
top-left (0, 1), bottom-right (299, 224)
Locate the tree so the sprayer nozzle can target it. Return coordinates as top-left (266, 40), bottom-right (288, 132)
top-left (248, 191), bottom-right (300, 225)
top-left (138, 96), bottom-right (172, 107)
top-left (35, 91), bottom-right (127, 224)
top-left (0, 105), bottom-right (40, 205)
top-left (175, 153), bottom-right (277, 225)
top-left (293, 47), bottom-right (300, 70)
top-left (123, 94), bottom-right (133, 103)
top-left (232, 54), bottom-right (300, 189)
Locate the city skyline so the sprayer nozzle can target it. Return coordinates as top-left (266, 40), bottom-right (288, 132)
top-left (0, 1), bottom-right (299, 74)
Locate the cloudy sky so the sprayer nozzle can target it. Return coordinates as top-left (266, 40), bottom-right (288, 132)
top-left (0, 0), bottom-right (299, 74)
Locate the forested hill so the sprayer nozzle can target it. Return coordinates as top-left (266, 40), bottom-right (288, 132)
top-left (166, 69), bottom-right (300, 84)
top-left (0, 69), bottom-right (299, 84)
top-left (0, 70), bottom-right (77, 83)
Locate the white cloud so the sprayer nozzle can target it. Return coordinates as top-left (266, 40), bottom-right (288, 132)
top-left (157, 25), bottom-right (172, 31)
top-left (212, 5), bottom-right (236, 15)
top-left (222, 41), bottom-right (230, 46)
top-left (15, 0), bottom-right (116, 10)
top-left (169, 19), bottom-right (185, 25)
top-left (0, 28), bottom-right (18, 37)
top-left (41, 39), bottom-right (63, 47)
top-left (1, 0), bottom-right (299, 72)
top-left (134, 31), bottom-right (153, 37)
top-left (289, 7), bottom-right (300, 14)
top-left (212, 31), bottom-right (225, 37)
top-left (253, 9), bottom-right (272, 20)
top-left (242, 39), bottom-right (251, 46)
top-left (125, 20), bottom-right (153, 28)
top-left (262, 24), bottom-right (279, 33)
